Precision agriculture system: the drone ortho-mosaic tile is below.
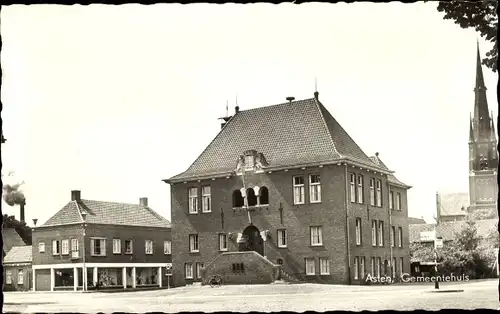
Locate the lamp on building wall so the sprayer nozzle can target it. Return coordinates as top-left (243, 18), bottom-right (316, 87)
top-left (81, 211), bottom-right (87, 292)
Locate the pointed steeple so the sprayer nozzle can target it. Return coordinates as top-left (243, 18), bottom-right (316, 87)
top-left (469, 114), bottom-right (475, 143)
top-left (475, 41), bottom-right (486, 91)
top-left (473, 43), bottom-right (491, 141)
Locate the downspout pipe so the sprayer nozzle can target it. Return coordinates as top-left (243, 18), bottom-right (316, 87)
top-left (388, 182), bottom-right (393, 279)
top-left (344, 163), bottom-right (352, 285)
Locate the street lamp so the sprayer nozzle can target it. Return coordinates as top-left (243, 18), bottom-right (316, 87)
top-left (81, 211), bottom-right (87, 292)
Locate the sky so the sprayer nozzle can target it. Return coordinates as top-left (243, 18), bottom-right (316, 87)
top-left (1, 3), bottom-right (497, 226)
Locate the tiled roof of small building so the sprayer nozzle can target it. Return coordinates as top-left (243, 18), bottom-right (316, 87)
top-left (409, 219), bottom-right (497, 243)
top-left (41, 199), bottom-right (171, 228)
top-left (438, 192), bottom-right (469, 217)
top-left (167, 97), bottom-right (390, 182)
top-left (408, 217), bottom-right (427, 224)
top-left (2, 228), bottom-right (27, 256)
top-left (3, 245), bottom-right (32, 264)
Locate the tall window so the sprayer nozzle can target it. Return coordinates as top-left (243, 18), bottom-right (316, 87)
top-left (389, 191), bottom-right (394, 209)
top-left (189, 234), bottom-right (199, 252)
top-left (52, 240), bottom-right (60, 255)
top-left (17, 269), bottom-right (24, 285)
top-left (309, 174), bottom-right (321, 203)
top-left (219, 234), bottom-right (228, 251)
top-left (293, 176), bottom-right (305, 204)
top-left (396, 192), bottom-right (402, 211)
top-left (319, 258), bottom-right (330, 275)
top-left (392, 257), bottom-right (397, 277)
top-left (277, 229), bottom-right (287, 248)
top-left (185, 263), bottom-right (194, 279)
top-left (390, 226), bottom-right (395, 247)
top-left (90, 238), bottom-right (106, 256)
top-left (357, 175), bottom-right (364, 204)
top-left (260, 187), bottom-right (269, 205)
top-left (360, 257), bottom-right (365, 279)
top-left (310, 226), bottom-right (323, 246)
top-left (376, 180), bottom-right (382, 207)
top-left (164, 240), bottom-right (172, 255)
top-left (196, 263), bottom-right (204, 279)
top-left (202, 186), bottom-right (211, 213)
top-left (355, 218), bottom-right (362, 245)
top-left (61, 239), bottom-right (69, 255)
top-left (71, 239), bottom-right (79, 255)
top-left (371, 221), bottom-right (377, 246)
top-left (245, 155), bottom-right (254, 169)
top-left (145, 240), bottom-right (153, 255)
top-left (398, 227), bottom-right (403, 248)
top-left (5, 270), bottom-right (12, 284)
top-left (378, 221), bottom-right (384, 247)
top-left (354, 257), bottom-right (359, 279)
top-left (39, 242), bottom-right (45, 253)
top-left (233, 190), bottom-right (244, 207)
top-left (125, 239), bottom-right (133, 254)
top-left (370, 257), bottom-right (375, 276)
top-left (399, 257), bottom-right (404, 275)
top-left (188, 187), bottom-right (199, 214)
top-left (113, 239), bottom-right (121, 254)
top-left (305, 258), bottom-right (316, 275)
top-left (350, 174), bottom-right (356, 202)
top-left (369, 178), bottom-right (375, 206)
top-left (377, 257), bottom-right (381, 277)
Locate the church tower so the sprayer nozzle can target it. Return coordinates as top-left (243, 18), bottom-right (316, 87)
top-left (468, 43), bottom-right (498, 217)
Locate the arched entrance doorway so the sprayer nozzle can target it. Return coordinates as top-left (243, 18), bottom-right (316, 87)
top-left (239, 225), bottom-right (264, 256)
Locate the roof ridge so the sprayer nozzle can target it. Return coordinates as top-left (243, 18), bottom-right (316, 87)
top-left (313, 98), bottom-right (343, 159)
top-left (74, 200), bottom-right (84, 223)
top-left (238, 97), bottom-right (317, 113)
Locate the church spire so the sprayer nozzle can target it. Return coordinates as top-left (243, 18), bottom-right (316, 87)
top-left (475, 41), bottom-right (486, 91)
top-left (469, 114), bottom-right (475, 143)
top-left (473, 43), bottom-right (491, 141)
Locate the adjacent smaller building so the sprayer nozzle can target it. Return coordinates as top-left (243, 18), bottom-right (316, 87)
top-left (3, 245), bottom-right (33, 291)
top-left (32, 190), bottom-right (172, 291)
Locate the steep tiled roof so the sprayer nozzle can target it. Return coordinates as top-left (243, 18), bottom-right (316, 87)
top-left (41, 199), bottom-right (171, 228)
top-left (4, 245), bottom-right (32, 264)
top-left (167, 97), bottom-right (389, 182)
top-left (369, 155), bottom-right (411, 188)
top-left (438, 192), bottom-right (469, 217)
top-left (408, 217), bottom-right (426, 224)
top-left (2, 228), bottom-right (27, 256)
top-left (409, 219), bottom-right (497, 243)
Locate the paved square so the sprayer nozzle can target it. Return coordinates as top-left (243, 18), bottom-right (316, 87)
top-left (4, 279), bottom-right (498, 313)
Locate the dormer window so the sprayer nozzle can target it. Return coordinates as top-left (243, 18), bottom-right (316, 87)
top-left (245, 155), bottom-right (254, 170)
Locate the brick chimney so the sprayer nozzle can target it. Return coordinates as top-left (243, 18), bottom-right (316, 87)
top-left (20, 200), bottom-right (26, 223)
top-left (140, 197), bottom-right (148, 207)
top-left (71, 190), bottom-right (81, 201)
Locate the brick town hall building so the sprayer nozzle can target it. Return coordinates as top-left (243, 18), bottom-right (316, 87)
top-left (164, 92), bottom-right (411, 286)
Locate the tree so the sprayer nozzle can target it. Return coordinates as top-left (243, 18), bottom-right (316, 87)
top-left (434, 1), bottom-right (498, 72)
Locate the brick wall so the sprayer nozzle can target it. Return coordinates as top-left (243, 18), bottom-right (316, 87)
top-left (170, 163), bottom-right (410, 286)
top-left (4, 265), bottom-right (32, 291)
top-left (33, 224), bottom-right (171, 265)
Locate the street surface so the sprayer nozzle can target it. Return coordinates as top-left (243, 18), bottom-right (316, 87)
top-left (3, 279), bottom-right (498, 313)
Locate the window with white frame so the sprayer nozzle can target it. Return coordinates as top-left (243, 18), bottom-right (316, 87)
top-left (309, 174), bottom-right (321, 203)
top-left (390, 226), bottom-right (395, 247)
top-left (389, 191), bottom-right (394, 209)
top-left (145, 240), bottom-right (153, 255)
top-left (113, 239), bottom-right (121, 254)
top-left (71, 239), bottom-right (79, 254)
top-left (319, 258), bottom-right (330, 275)
top-left (189, 234), bottom-right (199, 252)
top-left (164, 240), bottom-right (172, 255)
top-left (350, 173), bottom-right (356, 202)
top-left (396, 192), bottom-right (402, 211)
top-left (392, 257), bottom-right (397, 277)
top-left (398, 227), bottom-right (403, 248)
top-left (305, 258), bottom-right (316, 275)
top-left (377, 257), bottom-right (381, 277)
top-left (277, 229), bottom-right (287, 248)
top-left (188, 187), bottom-right (199, 214)
top-left (310, 226), bottom-right (323, 246)
top-left (38, 242), bottom-right (45, 253)
top-left (17, 269), bottom-right (23, 285)
top-left (125, 239), bottom-right (133, 254)
top-left (245, 155), bottom-right (254, 169)
top-left (371, 221), bottom-right (377, 246)
top-left (370, 257), bottom-right (375, 276)
top-left (355, 218), bottom-right (362, 245)
top-left (219, 233), bottom-right (228, 251)
top-left (399, 257), bottom-right (404, 275)
top-left (185, 263), bottom-right (194, 279)
top-left (90, 238), bottom-right (106, 256)
top-left (293, 176), bottom-right (305, 204)
top-left (5, 270), bottom-right (12, 284)
top-left (354, 257), bottom-right (359, 279)
top-left (376, 180), bottom-right (382, 207)
top-left (357, 175), bottom-right (364, 204)
top-left (61, 239), bottom-right (69, 255)
top-left (202, 186), bottom-right (211, 213)
top-left (369, 178), bottom-right (375, 206)
top-left (52, 240), bottom-right (60, 255)
top-left (378, 221), bottom-right (384, 247)
top-left (360, 257), bottom-right (365, 279)
top-left (196, 262), bottom-right (204, 279)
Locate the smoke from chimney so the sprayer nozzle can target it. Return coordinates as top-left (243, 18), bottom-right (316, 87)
top-left (2, 181), bottom-right (27, 223)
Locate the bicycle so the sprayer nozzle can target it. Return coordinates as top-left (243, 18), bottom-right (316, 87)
top-left (208, 274), bottom-right (223, 288)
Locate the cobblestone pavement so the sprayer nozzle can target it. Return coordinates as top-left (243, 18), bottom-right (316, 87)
top-left (3, 279), bottom-right (498, 313)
